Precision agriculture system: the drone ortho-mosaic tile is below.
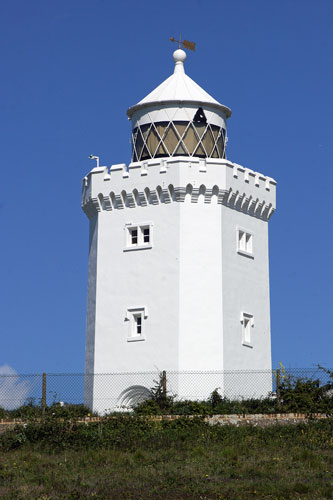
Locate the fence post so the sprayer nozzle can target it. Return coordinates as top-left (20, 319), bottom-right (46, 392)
top-left (42, 372), bottom-right (47, 418)
top-left (276, 369), bottom-right (281, 409)
top-left (162, 370), bottom-right (167, 399)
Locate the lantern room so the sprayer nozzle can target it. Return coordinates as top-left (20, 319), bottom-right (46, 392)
top-left (127, 49), bottom-right (232, 162)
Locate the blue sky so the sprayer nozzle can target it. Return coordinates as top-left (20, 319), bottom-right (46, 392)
top-left (0, 0), bottom-right (332, 374)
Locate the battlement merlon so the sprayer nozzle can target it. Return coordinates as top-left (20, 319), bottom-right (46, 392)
top-left (81, 157), bottom-right (276, 221)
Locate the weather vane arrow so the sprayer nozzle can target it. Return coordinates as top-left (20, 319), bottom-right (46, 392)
top-left (170, 34), bottom-right (196, 51)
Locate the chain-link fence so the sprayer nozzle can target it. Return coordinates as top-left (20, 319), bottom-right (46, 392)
top-left (0, 367), bottom-right (331, 414)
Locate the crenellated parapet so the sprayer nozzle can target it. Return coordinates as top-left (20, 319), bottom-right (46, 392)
top-left (82, 157), bottom-right (276, 221)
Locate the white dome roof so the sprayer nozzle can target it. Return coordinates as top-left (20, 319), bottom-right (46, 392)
top-left (127, 50), bottom-right (232, 119)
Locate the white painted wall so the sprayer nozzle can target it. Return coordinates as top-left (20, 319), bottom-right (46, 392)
top-left (221, 208), bottom-right (272, 370)
top-left (221, 208), bottom-right (272, 398)
top-left (82, 157), bottom-right (276, 411)
top-left (93, 201), bottom-right (181, 374)
top-left (178, 196), bottom-right (223, 372)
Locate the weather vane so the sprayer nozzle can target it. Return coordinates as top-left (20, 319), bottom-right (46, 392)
top-left (170, 34), bottom-right (196, 51)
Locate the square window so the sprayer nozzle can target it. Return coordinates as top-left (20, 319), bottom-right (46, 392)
top-left (237, 228), bottom-right (254, 257)
top-left (124, 223), bottom-right (153, 251)
top-left (241, 312), bottom-right (253, 347)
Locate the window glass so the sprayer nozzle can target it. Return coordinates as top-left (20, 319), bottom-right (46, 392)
top-left (132, 121), bottom-right (226, 160)
top-left (146, 126), bottom-right (160, 157)
top-left (182, 124), bottom-right (197, 155)
top-left (154, 142), bottom-right (168, 158)
top-left (140, 145), bottom-right (150, 160)
top-left (202, 127), bottom-right (214, 156)
top-left (155, 122), bottom-right (168, 139)
top-left (174, 122), bottom-right (187, 138)
top-left (142, 227), bottom-right (150, 243)
top-left (174, 142), bottom-right (187, 156)
top-left (153, 122), bottom-right (168, 157)
top-left (244, 318), bottom-right (251, 344)
top-left (246, 233), bottom-right (252, 253)
top-left (238, 230), bottom-right (245, 251)
top-left (140, 123), bottom-right (151, 140)
top-left (216, 135), bottom-right (224, 157)
top-left (130, 228), bottom-right (138, 245)
top-left (163, 124), bottom-right (179, 155)
top-left (211, 146), bottom-right (219, 158)
top-left (135, 315), bottom-right (142, 335)
top-left (211, 125), bottom-right (220, 140)
top-left (241, 313), bottom-right (253, 346)
top-left (193, 142), bottom-right (206, 158)
top-left (193, 122), bottom-right (206, 140)
top-left (134, 127), bottom-right (144, 160)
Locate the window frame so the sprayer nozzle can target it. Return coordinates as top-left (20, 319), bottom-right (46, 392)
top-left (236, 227), bottom-right (254, 258)
top-left (240, 312), bottom-right (254, 348)
top-left (124, 222), bottom-right (153, 252)
top-left (126, 307), bottom-right (148, 342)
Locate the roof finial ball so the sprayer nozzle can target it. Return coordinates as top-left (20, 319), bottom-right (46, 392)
top-left (173, 48), bottom-right (187, 64)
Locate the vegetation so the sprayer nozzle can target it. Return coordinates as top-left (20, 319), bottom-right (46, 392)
top-left (0, 401), bottom-right (93, 420)
top-left (0, 368), bottom-right (332, 499)
top-left (0, 416), bottom-right (332, 499)
top-left (1, 365), bottom-right (332, 420)
top-left (134, 365), bottom-right (333, 416)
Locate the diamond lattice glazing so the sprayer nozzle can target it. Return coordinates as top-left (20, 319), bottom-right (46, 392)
top-left (131, 120), bottom-right (226, 162)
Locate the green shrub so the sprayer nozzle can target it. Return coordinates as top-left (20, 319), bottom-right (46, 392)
top-left (46, 403), bottom-right (92, 418)
top-left (1, 414), bottom-right (332, 453)
top-left (170, 400), bottom-right (211, 415)
top-left (8, 398), bottom-right (42, 419)
top-left (132, 366), bottom-right (333, 416)
top-left (0, 407), bottom-right (7, 418)
top-left (149, 372), bottom-right (175, 410)
top-left (208, 388), bottom-right (223, 407)
top-left (2, 401), bottom-right (94, 421)
top-left (0, 427), bottom-right (27, 451)
top-left (276, 364), bottom-right (333, 414)
top-left (133, 399), bottom-right (161, 415)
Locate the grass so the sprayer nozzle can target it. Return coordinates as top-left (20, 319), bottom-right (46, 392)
top-left (0, 417), bottom-right (332, 499)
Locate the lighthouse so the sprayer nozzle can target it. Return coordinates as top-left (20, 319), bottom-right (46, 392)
top-left (82, 46), bottom-right (276, 412)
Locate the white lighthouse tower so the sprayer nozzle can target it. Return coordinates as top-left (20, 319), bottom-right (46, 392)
top-left (82, 47), bottom-right (276, 412)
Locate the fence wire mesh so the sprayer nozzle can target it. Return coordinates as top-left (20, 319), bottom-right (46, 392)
top-left (0, 367), bottom-right (331, 414)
